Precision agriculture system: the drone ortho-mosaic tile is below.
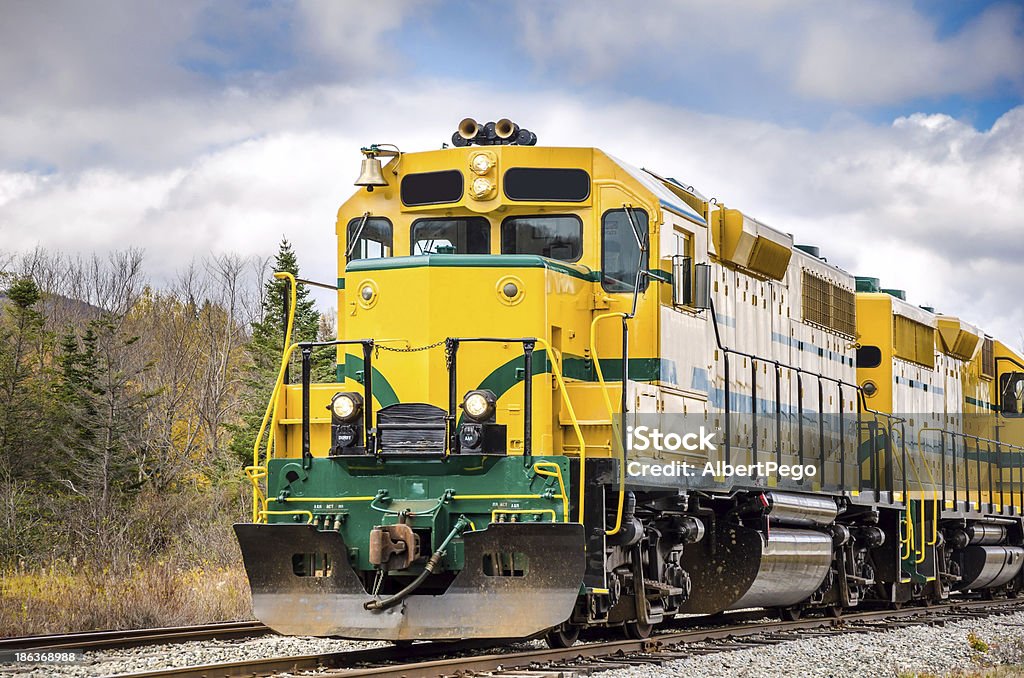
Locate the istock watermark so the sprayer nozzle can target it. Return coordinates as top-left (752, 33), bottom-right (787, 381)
top-left (626, 459), bottom-right (818, 481)
top-left (621, 423), bottom-right (818, 483)
top-left (627, 425), bottom-right (717, 452)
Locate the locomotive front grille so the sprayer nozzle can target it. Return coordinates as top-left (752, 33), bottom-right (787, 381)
top-left (377, 403), bottom-right (447, 455)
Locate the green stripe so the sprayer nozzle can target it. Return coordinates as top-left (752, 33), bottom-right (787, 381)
top-left (337, 356), bottom-right (400, 407)
top-left (463, 354), bottom-right (670, 428)
top-left (334, 354), bottom-right (669, 414)
top-left (965, 395), bottom-right (998, 412)
top-left (346, 254), bottom-right (600, 283)
top-left (343, 255), bottom-right (677, 287)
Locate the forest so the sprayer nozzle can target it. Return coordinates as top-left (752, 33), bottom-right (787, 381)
top-left (0, 240), bottom-right (330, 635)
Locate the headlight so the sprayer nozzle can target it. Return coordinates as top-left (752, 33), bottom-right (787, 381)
top-left (470, 152), bottom-right (493, 174)
top-left (470, 177), bottom-right (494, 199)
top-left (462, 389), bottom-right (496, 422)
top-left (331, 392), bottom-right (363, 421)
top-left (862, 380), bottom-right (878, 397)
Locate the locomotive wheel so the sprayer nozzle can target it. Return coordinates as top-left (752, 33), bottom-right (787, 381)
top-left (624, 619), bottom-right (653, 639)
top-left (780, 607), bottom-right (801, 621)
top-left (545, 623), bottom-right (580, 649)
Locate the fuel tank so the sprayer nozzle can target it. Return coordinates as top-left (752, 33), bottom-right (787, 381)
top-left (764, 492), bottom-right (839, 528)
top-left (677, 524), bottom-right (832, 614)
top-left (957, 545), bottom-right (1024, 591)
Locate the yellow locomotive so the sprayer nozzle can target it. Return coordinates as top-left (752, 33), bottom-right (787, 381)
top-left (235, 118), bottom-right (1024, 645)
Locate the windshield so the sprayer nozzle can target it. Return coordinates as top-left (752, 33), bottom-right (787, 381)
top-left (411, 217), bottom-right (490, 255)
top-left (500, 215), bottom-right (583, 262)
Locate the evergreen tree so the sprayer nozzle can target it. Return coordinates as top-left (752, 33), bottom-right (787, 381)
top-left (0, 277), bottom-right (53, 473)
top-left (56, 316), bottom-right (153, 512)
top-left (229, 238), bottom-right (332, 464)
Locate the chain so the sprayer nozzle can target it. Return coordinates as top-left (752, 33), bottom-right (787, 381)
top-left (375, 338), bottom-right (447, 359)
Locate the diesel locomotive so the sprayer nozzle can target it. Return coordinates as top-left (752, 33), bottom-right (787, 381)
top-left (235, 118), bottom-right (1024, 646)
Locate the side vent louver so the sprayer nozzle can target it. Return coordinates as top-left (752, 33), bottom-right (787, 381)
top-left (802, 271), bottom-right (856, 338)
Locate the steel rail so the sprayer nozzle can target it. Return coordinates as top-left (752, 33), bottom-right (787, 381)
top-left (0, 620), bottom-right (271, 654)
top-left (101, 598), bottom-right (1024, 678)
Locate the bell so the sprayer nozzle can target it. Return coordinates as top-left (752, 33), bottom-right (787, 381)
top-left (355, 156), bottom-right (387, 190)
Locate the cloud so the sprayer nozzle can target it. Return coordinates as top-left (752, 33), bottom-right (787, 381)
top-left (794, 3), bottom-right (1024, 104)
top-left (514, 0), bottom-right (1024, 108)
top-left (1, 82), bottom-right (1021, 342)
top-left (0, 1), bottom-right (431, 120)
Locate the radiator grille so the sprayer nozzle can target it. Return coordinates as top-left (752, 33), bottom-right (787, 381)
top-left (801, 271), bottom-right (856, 338)
top-left (981, 337), bottom-right (995, 379)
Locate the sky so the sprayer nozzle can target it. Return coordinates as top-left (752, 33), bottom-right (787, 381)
top-left (0, 0), bottom-right (1022, 343)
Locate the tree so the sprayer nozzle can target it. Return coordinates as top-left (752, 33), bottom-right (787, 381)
top-left (0, 276), bottom-right (56, 560)
top-left (229, 238), bottom-right (331, 465)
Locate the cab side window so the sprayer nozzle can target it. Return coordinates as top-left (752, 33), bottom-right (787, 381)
top-left (347, 217), bottom-right (393, 261)
top-left (601, 208), bottom-right (649, 293)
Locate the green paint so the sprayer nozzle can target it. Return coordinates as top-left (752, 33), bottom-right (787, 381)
top-left (266, 454), bottom-right (573, 573)
top-left (346, 254), bottom-right (601, 283)
top-left (344, 255), bottom-right (674, 288)
top-left (965, 395), bottom-right (998, 412)
top-left (338, 355), bottom-right (400, 407)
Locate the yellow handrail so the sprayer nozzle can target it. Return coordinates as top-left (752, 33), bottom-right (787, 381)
top-left (894, 427), bottom-right (934, 564)
top-left (250, 271), bottom-right (297, 523)
top-left (533, 461), bottom-right (570, 523)
top-left (282, 496), bottom-right (377, 502)
top-left (534, 337), bottom-right (588, 523)
top-left (260, 509), bottom-right (313, 524)
top-left (590, 312), bottom-right (628, 536)
top-left (244, 465), bottom-right (268, 519)
top-left (900, 513), bottom-right (913, 560)
top-left (916, 428), bottom-right (946, 560)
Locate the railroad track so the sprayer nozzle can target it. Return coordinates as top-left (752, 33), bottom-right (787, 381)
top-left (102, 598), bottom-right (1024, 678)
top-left (0, 620), bottom-right (272, 654)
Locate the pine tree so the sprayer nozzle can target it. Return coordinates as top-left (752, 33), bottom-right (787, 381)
top-left (0, 277), bottom-right (53, 473)
top-left (229, 238), bottom-right (332, 465)
top-left (55, 317), bottom-right (153, 512)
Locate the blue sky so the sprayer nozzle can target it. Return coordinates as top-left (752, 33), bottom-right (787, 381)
top-left (0, 0), bottom-right (1022, 340)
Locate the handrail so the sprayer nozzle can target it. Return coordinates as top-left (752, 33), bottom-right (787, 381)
top-left (591, 312), bottom-right (628, 536)
top-left (260, 509), bottom-right (313, 524)
top-left (917, 427), bottom-right (946, 557)
top-left (532, 461), bottom-right (570, 523)
top-left (883, 421), bottom-right (930, 550)
top-left (250, 272), bottom-right (297, 522)
top-left (534, 337), bottom-right (589, 522)
top-left (898, 432), bottom-right (930, 563)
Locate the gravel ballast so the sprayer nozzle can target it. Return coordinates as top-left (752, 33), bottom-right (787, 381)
top-left (4, 610), bottom-right (1024, 678)
top-left (0, 634), bottom-right (387, 678)
top-left (601, 610), bottom-right (1024, 678)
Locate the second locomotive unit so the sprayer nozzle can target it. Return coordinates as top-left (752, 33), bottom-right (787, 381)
top-left (235, 118), bottom-right (1024, 646)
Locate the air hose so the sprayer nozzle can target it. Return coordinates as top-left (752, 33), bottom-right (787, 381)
top-left (363, 515), bottom-right (470, 611)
